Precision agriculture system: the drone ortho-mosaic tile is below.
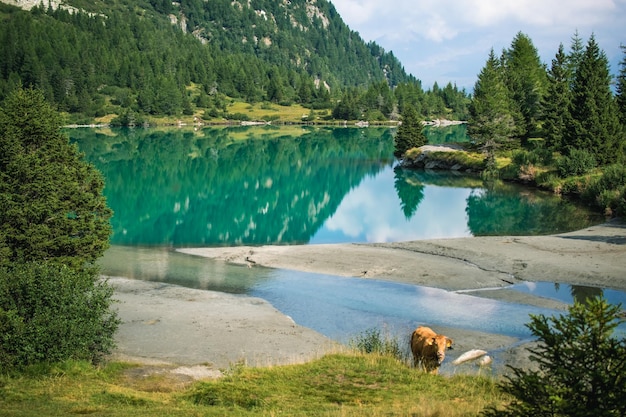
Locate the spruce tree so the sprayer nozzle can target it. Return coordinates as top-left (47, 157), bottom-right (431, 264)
top-left (394, 104), bottom-right (426, 158)
top-left (564, 35), bottom-right (623, 164)
top-left (469, 50), bottom-right (518, 143)
top-left (568, 30), bottom-right (585, 87)
top-left (616, 45), bottom-right (626, 127)
top-left (503, 32), bottom-right (548, 143)
top-left (0, 88), bottom-right (112, 269)
top-left (0, 88), bottom-right (118, 370)
top-left (484, 297), bottom-right (626, 417)
top-left (542, 44), bottom-right (572, 152)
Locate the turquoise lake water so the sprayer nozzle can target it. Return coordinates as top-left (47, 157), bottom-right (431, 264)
top-left (71, 126), bottom-right (623, 347)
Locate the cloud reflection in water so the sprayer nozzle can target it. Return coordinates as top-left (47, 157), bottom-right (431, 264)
top-left (251, 269), bottom-right (555, 341)
top-left (311, 167), bottom-right (473, 244)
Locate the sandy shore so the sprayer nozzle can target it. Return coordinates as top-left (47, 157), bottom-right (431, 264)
top-left (110, 220), bottom-right (626, 377)
top-left (178, 220), bottom-right (626, 292)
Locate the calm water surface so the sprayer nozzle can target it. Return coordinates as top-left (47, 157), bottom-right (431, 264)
top-left (71, 125), bottom-right (602, 246)
top-left (72, 126), bottom-right (622, 345)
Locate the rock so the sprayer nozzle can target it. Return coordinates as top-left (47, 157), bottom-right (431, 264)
top-left (400, 145), bottom-right (477, 172)
top-left (478, 355), bottom-right (493, 366)
top-left (452, 349), bottom-right (489, 365)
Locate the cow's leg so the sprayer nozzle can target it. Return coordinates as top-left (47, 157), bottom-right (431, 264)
top-left (424, 359), bottom-right (439, 374)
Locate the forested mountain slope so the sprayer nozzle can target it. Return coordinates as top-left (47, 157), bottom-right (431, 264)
top-left (0, 0), bottom-right (419, 121)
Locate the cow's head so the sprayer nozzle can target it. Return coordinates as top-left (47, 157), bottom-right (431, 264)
top-left (429, 335), bottom-right (453, 364)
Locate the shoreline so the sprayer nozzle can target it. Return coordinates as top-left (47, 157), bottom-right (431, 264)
top-left (177, 219), bottom-right (626, 292)
top-left (110, 220), bottom-right (626, 377)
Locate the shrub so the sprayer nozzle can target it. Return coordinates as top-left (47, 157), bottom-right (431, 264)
top-left (582, 164), bottom-right (626, 214)
top-left (110, 109), bottom-right (145, 127)
top-left (535, 171), bottom-right (560, 192)
top-left (595, 164), bottom-right (626, 190)
top-left (557, 149), bottom-right (597, 177)
top-left (348, 328), bottom-right (408, 362)
top-left (511, 150), bottom-right (539, 167)
top-left (483, 297), bottom-right (626, 417)
top-left (226, 112), bottom-right (250, 121)
top-left (0, 262), bottom-right (119, 371)
top-left (618, 187), bottom-right (626, 216)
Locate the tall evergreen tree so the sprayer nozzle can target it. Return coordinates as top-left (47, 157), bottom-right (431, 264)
top-left (394, 104), bottom-right (426, 158)
top-left (332, 88), bottom-right (362, 120)
top-left (564, 35), bottom-right (623, 164)
top-left (542, 44), bottom-right (572, 152)
top-left (568, 30), bottom-right (586, 87)
top-left (468, 49), bottom-right (517, 146)
top-left (616, 44), bottom-right (626, 127)
top-left (503, 32), bottom-right (548, 143)
top-left (0, 88), bottom-right (112, 269)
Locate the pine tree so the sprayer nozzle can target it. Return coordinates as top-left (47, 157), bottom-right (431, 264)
top-left (564, 35), bottom-right (623, 164)
top-left (542, 44), bottom-right (572, 152)
top-left (616, 45), bottom-right (626, 127)
top-left (0, 89), bottom-right (118, 369)
top-left (0, 88), bottom-right (112, 269)
top-left (468, 49), bottom-right (518, 174)
top-left (483, 297), bottom-right (626, 417)
top-left (332, 88), bottom-right (362, 120)
top-left (394, 104), bottom-right (426, 158)
top-left (568, 30), bottom-right (585, 87)
top-left (503, 32), bottom-right (548, 142)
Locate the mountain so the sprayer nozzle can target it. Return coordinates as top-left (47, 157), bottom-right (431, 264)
top-left (0, 0), bottom-right (418, 121)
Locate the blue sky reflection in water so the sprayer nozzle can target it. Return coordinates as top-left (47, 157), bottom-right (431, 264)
top-left (250, 271), bottom-right (626, 342)
top-left (310, 167), bottom-right (473, 243)
top-left (250, 270), bottom-right (554, 341)
top-left (99, 246), bottom-right (626, 343)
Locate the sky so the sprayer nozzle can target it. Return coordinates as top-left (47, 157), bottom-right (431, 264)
top-left (330, 0), bottom-right (626, 92)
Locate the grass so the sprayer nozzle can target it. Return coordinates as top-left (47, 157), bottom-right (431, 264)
top-left (226, 100), bottom-right (314, 122)
top-left (404, 146), bottom-right (486, 172)
top-left (0, 354), bottom-right (510, 416)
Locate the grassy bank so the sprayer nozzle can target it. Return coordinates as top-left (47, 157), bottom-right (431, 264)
top-left (1, 354), bottom-right (508, 416)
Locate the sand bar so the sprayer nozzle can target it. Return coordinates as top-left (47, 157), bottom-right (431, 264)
top-left (178, 220), bottom-right (626, 291)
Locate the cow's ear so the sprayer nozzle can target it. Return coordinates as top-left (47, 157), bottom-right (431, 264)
top-left (428, 337), bottom-right (436, 345)
top-left (446, 338), bottom-right (453, 349)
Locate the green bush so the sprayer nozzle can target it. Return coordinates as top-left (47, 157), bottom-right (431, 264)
top-left (593, 163), bottom-right (626, 190)
top-left (557, 149), bottom-right (597, 177)
top-left (226, 112), bottom-right (250, 121)
top-left (348, 328), bottom-right (408, 362)
top-left (582, 164), bottom-right (626, 214)
top-left (0, 262), bottom-right (119, 371)
top-left (618, 187), bottom-right (626, 216)
top-left (483, 297), bottom-right (626, 417)
top-left (110, 109), bottom-right (145, 127)
top-left (511, 150), bottom-right (539, 166)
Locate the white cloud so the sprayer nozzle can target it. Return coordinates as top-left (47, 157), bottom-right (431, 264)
top-left (331, 0), bottom-right (626, 90)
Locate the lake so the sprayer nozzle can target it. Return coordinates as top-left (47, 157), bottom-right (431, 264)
top-left (70, 125), bottom-right (602, 247)
top-left (71, 126), bottom-right (624, 349)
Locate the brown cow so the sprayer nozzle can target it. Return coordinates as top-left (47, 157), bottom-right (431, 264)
top-left (410, 326), bottom-right (453, 374)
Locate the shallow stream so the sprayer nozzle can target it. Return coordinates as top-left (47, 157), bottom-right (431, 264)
top-left (100, 246), bottom-right (626, 345)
